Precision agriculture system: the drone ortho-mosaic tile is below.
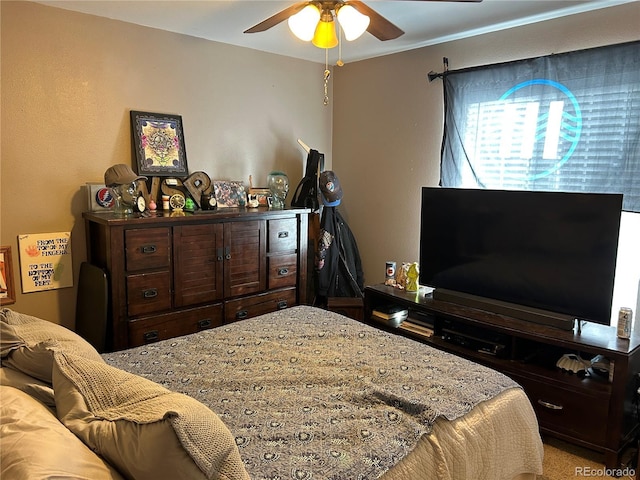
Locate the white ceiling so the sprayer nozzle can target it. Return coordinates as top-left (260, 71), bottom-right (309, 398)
top-left (37, 0), bottom-right (634, 65)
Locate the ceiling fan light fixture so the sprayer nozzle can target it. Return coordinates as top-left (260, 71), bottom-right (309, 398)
top-left (311, 11), bottom-right (338, 49)
top-left (337, 4), bottom-right (370, 41)
top-left (288, 4), bottom-right (321, 42)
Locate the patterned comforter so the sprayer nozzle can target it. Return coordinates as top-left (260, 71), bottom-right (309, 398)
top-left (104, 306), bottom-right (520, 480)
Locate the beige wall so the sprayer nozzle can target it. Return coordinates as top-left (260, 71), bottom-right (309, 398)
top-left (332, 2), bottom-right (640, 287)
top-left (0, 1), bottom-right (332, 327)
top-left (2, 1), bottom-right (638, 327)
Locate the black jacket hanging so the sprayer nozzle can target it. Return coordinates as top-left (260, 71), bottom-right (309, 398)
top-left (316, 207), bottom-right (364, 300)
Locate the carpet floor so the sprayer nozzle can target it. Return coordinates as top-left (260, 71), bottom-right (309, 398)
top-left (540, 437), bottom-right (637, 480)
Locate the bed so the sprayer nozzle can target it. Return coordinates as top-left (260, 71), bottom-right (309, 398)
top-left (1, 306), bottom-right (543, 480)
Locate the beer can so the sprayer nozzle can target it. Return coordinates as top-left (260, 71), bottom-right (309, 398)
top-left (617, 307), bottom-right (633, 339)
top-left (385, 261), bottom-right (396, 280)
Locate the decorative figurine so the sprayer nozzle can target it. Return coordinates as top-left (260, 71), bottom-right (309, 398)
top-left (395, 262), bottom-right (409, 289)
top-left (406, 262), bottom-right (420, 292)
top-left (267, 171), bottom-right (289, 209)
top-left (104, 164), bottom-right (147, 216)
top-left (247, 194), bottom-right (260, 208)
top-left (201, 192), bottom-right (217, 210)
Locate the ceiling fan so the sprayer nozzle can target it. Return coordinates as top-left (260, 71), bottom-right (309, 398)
top-left (245, 0), bottom-right (481, 105)
top-left (244, 0), bottom-right (483, 48)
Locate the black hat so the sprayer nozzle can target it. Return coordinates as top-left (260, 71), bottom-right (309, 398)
top-left (319, 171), bottom-right (343, 207)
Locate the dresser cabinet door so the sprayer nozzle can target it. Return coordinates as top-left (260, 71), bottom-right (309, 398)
top-left (173, 223), bottom-right (224, 307)
top-left (224, 220), bottom-right (266, 298)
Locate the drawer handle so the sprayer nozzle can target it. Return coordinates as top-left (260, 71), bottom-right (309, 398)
top-left (277, 268), bottom-right (289, 276)
top-left (277, 300), bottom-right (288, 310)
top-left (537, 399), bottom-right (563, 411)
top-left (198, 318), bottom-right (212, 329)
top-left (236, 310), bottom-right (248, 320)
top-left (143, 330), bottom-right (159, 342)
top-left (141, 244), bottom-right (157, 254)
top-left (143, 288), bottom-right (158, 299)
top-left (278, 231), bottom-right (289, 238)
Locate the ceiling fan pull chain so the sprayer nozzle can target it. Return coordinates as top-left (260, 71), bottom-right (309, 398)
top-left (337, 25), bottom-right (344, 67)
top-left (323, 68), bottom-right (331, 105)
top-left (323, 48), bottom-right (331, 106)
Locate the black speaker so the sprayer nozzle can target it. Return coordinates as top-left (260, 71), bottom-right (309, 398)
top-left (75, 262), bottom-right (108, 353)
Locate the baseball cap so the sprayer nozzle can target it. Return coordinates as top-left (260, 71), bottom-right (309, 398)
top-left (319, 171), bottom-right (343, 207)
top-left (104, 164), bottom-right (147, 187)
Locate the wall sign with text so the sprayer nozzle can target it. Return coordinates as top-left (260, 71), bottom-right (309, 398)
top-left (18, 232), bottom-right (73, 293)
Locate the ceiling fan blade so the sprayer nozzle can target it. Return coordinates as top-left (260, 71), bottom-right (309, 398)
top-left (348, 1), bottom-right (404, 41)
top-left (244, 2), bottom-right (308, 33)
top-left (403, 0), bottom-right (482, 2)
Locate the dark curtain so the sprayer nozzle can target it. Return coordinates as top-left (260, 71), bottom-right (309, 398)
top-left (440, 41), bottom-right (640, 212)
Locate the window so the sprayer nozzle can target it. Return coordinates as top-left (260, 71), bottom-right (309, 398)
top-left (440, 41), bottom-right (640, 212)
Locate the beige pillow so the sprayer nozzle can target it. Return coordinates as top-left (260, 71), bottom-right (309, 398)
top-left (0, 385), bottom-right (124, 480)
top-left (0, 365), bottom-right (56, 408)
top-left (1, 308), bottom-right (104, 383)
top-left (53, 351), bottom-right (250, 480)
top-left (0, 320), bottom-right (24, 357)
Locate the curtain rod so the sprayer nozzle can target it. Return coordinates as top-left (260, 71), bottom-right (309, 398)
top-left (427, 57), bottom-right (448, 82)
top-left (427, 40), bottom-right (640, 83)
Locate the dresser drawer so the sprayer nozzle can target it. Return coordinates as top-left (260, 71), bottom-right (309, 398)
top-left (126, 271), bottom-right (172, 317)
top-left (268, 218), bottom-right (297, 253)
top-left (224, 287), bottom-right (296, 323)
top-left (515, 375), bottom-right (609, 446)
top-left (268, 254), bottom-right (297, 289)
top-left (128, 304), bottom-right (223, 347)
top-left (125, 228), bottom-right (171, 271)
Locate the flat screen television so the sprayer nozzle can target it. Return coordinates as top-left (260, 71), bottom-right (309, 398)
top-left (419, 187), bottom-right (623, 330)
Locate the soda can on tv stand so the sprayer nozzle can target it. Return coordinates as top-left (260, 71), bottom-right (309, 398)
top-left (617, 307), bottom-right (633, 339)
top-left (385, 262), bottom-right (396, 281)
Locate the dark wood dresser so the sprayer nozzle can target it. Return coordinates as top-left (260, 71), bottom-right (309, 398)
top-left (83, 207), bottom-right (309, 351)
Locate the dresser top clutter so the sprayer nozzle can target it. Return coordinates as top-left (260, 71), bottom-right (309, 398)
top-left (83, 207), bottom-right (310, 225)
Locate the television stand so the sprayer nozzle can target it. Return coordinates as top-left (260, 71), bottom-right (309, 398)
top-left (364, 284), bottom-right (640, 469)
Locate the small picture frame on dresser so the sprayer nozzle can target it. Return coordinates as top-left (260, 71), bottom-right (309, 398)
top-left (249, 187), bottom-right (271, 207)
top-left (213, 180), bottom-right (246, 208)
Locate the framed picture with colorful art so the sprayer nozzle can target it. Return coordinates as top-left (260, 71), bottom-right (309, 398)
top-left (0, 246), bottom-right (16, 305)
top-left (130, 111), bottom-right (188, 177)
